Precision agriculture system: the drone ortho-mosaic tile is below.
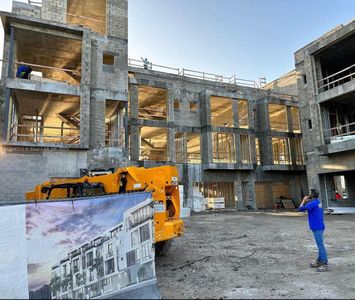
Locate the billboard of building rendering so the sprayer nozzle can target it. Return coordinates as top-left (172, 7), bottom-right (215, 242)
top-left (25, 193), bottom-right (158, 299)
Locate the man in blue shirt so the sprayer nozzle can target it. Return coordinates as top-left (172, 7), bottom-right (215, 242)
top-left (16, 65), bottom-right (32, 79)
top-left (299, 189), bottom-right (329, 272)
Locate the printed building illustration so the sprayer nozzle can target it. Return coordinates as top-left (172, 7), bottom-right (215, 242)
top-left (50, 200), bottom-right (155, 299)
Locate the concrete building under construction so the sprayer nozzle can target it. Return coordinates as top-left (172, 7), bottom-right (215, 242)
top-left (295, 19), bottom-right (355, 211)
top-left (0, 0), bottom-right (309, 209)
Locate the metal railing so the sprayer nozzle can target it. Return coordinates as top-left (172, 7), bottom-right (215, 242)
top-left (139, 148), bottom-right (169, 161)
top-left (105, 130), bottom-right (125, 148)
top-left (9, 124), bottom-right (80, 144)
top-left (325, 121), bottom-right (355, 143)
top-left (273, 155), bottom-right (292, 165)
top-left (128, 58), bottom-right (261, 88)
top-left (317, 64), bottom-right (355, 93)
top-left (0, 59), bottom-right (81, 85)
top-left (212, 152), bottom-right (237, 163)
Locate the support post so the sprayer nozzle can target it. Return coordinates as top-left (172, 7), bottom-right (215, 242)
top-left (3, 26), bottom-right (15, 142)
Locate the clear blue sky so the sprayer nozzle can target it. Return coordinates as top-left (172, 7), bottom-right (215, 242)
top-left (1, 0), bottom-right (354, 82)
top-left (128, 0), bottom-right (355, 82)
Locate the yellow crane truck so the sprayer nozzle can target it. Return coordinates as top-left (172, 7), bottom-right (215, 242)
top-left (26, 165), bottom-right (184, 254)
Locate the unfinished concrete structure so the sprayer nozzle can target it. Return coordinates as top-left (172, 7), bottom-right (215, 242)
top-left (0, 0), bottom-right (128, 202)
top-left (0, 0), bottom-right (307, 208)
top-left (128, 66), bottom-right (307, 210)
top-left (295, 19), bottom-right (355, 209)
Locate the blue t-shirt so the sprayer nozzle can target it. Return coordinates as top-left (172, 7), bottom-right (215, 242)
top-left (299, 198), bottom-right (325, 231)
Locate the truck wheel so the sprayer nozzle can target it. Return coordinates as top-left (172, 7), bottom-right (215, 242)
top-left (155, 240), bottom-right (173, 256)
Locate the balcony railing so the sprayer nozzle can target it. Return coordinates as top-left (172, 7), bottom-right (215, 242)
top-left (317, 64), bottom-right (355, 93)
top-left (128, 58), bottom-right (261, 88)
top-left (105, 130), bottom-right (125, 148)
top-left (325, 121), bottom-right (355, 143)
top-left (273, 155), bottom-right (292, 165)
top-left (9, 124), bottom-right (80, 144)
top-left (212, 152), bottom-right (237, 163)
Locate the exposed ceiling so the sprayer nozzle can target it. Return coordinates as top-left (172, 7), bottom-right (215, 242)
top-left (14, 90), bottom-right (80, 119)
top-left (138, 86), bottom-right (167, 120)
top-left (15, 28), bottom-right (82, 84)
top-left (318, 33), bottom-right (355, 74)
top-left (210, 96), bottom-right (233, 127)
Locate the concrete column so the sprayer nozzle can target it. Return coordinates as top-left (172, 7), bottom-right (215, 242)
top-left (130, 126), bottom-right (140, 161)
top-left (89, 97), bottom-right (105, 148)
top-left (167, 127), bottom-right (175, 162)
top-left (286, 106), bottom-right (293, 133)
top-left (81, 30), bottom-right (92, 85)
top-left (249, 135), bottom-right (257, 164)
top-left (80, 85), bottom-right (91, 148)
top-left (247, 100), bottom-right (254, 130)
top-left (235, 133), bottom-right (241, 163)
top-left (320, 106), bottom-right (330, 143)
top-left (235, 178), bottom-right (243, 209)
top-left (167, 89), bottom-right (174, 123)
top-left (247, 174), bottom-right (256, 209)
top-left (79, 30), bottom-right (92, 148)
top-left (290, 138), bottom-right (297, 165)
top-left (201, 127), bottom-right (213, 164)
top-left (129, 84), bottom-right (139, 119)
top-left (232, 99), bottom-right (238, 127)
top-left (200, 90), bottom-right (212, 127)
top-left (257, 100), bottom-right (273, 165)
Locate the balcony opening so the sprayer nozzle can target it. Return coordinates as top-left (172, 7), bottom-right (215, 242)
top-left (105, 100), bottom-right (125, 148)
top-left (210, 96), bottom-right (233, 127)
top-left (67, 0), bottom-right (106, 35)
top-left (238, 100), bottom-right (249, 128)
top-left (175, 132), bottom-right (201, 163)
top-left (272, 137), bottom-right (291, 165)
top-left (139, 127), bottom-right (168, 161)
top-left (316, 32), bottom-right (355, 93)
top-left (187, 133), bottom-right (201, 163)
top-left (8, 89), bottom-right (80, 145)
top-left (324, 172), bottom-right (355, 208)
top-left (269, 104), bottom-right (288, 132)
top-left (291, 107), bottom-right (301, 133)
top-left (240, 134), bottom-right (251, 163)
top-left (212, 132), bottom-right (236, 163)
top-left (323, 99), bottom-right (355, 144)
top-left (138, 86), bottom-right (167, 120)
top-left (14, 28), bottom-right (82, 85)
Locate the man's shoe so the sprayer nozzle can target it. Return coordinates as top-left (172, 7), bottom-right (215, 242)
top-left (310, 260), bottom-right (322, 268)
top-left (317, 264), bottom-right (329, 272)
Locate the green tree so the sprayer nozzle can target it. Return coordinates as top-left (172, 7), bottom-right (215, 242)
top-left (49, 274), bottom-right (62, 297)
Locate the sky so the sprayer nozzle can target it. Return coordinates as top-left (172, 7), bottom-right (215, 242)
top-left (0, 0), bottom-right (354, 82)
top-left (26, 193), bottom-right (151, 291)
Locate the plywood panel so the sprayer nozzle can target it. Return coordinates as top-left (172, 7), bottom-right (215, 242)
top-left (255, 182), bottom-right (291, 209)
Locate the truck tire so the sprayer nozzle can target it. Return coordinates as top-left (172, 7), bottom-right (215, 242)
top-left (155, 240), bottom-right (173, 256)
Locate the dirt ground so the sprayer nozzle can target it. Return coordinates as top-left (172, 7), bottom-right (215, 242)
top-left (156, 211), bottom-right (355, 299)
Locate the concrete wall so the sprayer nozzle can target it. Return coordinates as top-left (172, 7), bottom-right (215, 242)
top-left (0, 149), bottom-right (87, 203)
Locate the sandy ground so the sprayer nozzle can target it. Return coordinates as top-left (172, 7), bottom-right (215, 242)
top-left (156, 211), bottom-right (355, 299)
